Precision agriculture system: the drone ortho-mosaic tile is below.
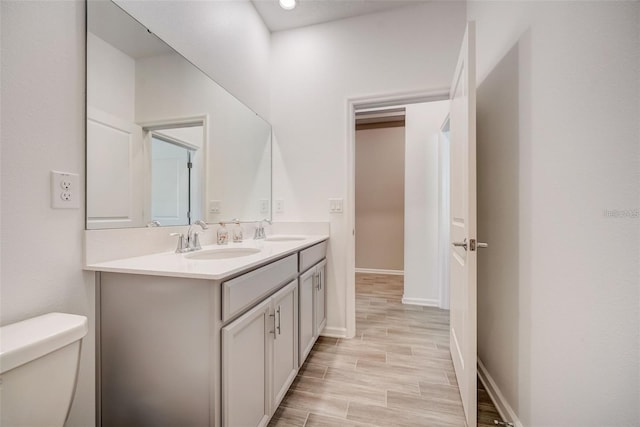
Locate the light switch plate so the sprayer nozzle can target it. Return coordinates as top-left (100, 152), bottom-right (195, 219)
top-left (259, 199), bottom-right (269, 214)
top-left (209, 200), bottom-right (222, 214)
top-left (329, 198), bottom-right (343, 213)
top-left (51, 171), bottom-right (80, 209)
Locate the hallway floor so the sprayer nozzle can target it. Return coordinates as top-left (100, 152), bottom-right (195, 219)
top-left (269, 272), bottom-right (502, 426)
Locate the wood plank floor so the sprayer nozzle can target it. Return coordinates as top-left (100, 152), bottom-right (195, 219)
top-left (269, 273), bottom-right (503, 427)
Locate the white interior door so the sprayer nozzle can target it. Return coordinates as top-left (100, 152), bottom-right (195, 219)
top-left (449, 22), bottom-right (477, 427)
top-left (87, 107), bottom-right (144, 229)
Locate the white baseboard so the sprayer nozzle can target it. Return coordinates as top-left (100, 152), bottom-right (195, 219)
top-left (477, 358), bottom-right (523, 427)
top-left (320, 326), bottom-right (348, 338)
top-left (401, 296), bottom-right (439, 307)
top-left (355, 268), bottom-right (404, 276)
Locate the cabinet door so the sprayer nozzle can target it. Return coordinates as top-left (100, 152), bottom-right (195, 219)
top-left (271, 280), bottom-right (298, 409)
top-left (222, 298), bottom-right (271, 427)
top-left (298, 267), bottom-right (316, 365)
top-left (314, 259), bottom-right (327, 337)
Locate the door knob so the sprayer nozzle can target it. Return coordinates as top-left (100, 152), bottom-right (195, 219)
top-left (452, 238), bottom-right (488, 251)
top-left (452, 238), bottom-right (468, 251)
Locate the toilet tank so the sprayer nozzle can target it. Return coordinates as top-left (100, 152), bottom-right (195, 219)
top-left (0, 312), bottom-right (88, 427)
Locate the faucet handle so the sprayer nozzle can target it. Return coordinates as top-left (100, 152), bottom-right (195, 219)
top-left (170, 233), bottom-right (187, 253)
top-left (192, 232), bottom-right (202, 250)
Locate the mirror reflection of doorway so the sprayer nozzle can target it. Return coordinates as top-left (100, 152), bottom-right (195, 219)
top-left (151, 135), bottom-right (192, 226)
top-left (146, 124), bottom-right (204, 226)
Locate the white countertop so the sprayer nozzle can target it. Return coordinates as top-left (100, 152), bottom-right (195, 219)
top-left (85, 235), bottom-right (329, 281)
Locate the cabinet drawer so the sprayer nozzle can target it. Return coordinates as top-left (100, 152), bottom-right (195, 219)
top-left (222, 254), bottom-right (297, 323)
top-left (299, 241), bottom-right (327, 272)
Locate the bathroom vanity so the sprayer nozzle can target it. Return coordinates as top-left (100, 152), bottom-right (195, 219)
top-left (87, 236), bottom-right (328, 427)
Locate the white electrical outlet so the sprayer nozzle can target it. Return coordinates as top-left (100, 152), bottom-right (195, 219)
top-left (275, 199), bottom-right (284, 214)
top-left (51, 171), bottom-right (80, 209)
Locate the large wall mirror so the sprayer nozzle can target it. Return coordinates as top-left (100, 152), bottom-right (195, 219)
top-left (86, 0), bottom-right (272, 229)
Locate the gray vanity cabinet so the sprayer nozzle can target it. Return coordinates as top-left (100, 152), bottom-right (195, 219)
top-left (98, 273), bottom-right (216, 427)
top-left (221, 298), bottom-right (271, 427)
top-left (299, 267), bottom-right (316, 363)
top-left (299, 257), bottom-right (328, 366)
top-left (271, 280), bottom-right (299, 408)
top-left (314, 259), bottom-right (327, 337)
top-left (221, 279), bottom-right (298, 427)
top-left (95, 239), bottom-right (327, 427)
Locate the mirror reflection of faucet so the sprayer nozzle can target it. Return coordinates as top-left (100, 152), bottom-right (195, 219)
top-left (146, 220), bottom-right (161, 227)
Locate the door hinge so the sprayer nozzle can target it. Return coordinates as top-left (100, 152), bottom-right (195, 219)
top-left (187, 161), bottom-right (193, 169)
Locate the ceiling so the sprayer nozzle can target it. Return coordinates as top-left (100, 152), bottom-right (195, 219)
top-left (251, 0), bottom-right (422, 32)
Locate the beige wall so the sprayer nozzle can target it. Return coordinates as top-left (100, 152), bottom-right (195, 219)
top-left (355, 126), bottom-right (405, 271)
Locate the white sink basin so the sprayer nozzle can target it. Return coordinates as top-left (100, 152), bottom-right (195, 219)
top-left (264, 235), bottom-right (307, 242)
top-left (185, 248), bottom-right (261, 260)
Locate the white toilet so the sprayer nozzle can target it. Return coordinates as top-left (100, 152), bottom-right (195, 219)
top-left (0, 312), bottom-right (88, 427)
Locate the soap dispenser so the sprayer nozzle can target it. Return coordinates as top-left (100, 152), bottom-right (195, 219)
top-left (232, 219), bottom-right (243, 243)
top-left (217, 222), bottom-right (229, 245)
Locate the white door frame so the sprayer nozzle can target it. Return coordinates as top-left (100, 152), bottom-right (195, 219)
top-left (345, 89), bottom-right (449, 338)
top-left (438, 116), bottom-right (451, 310)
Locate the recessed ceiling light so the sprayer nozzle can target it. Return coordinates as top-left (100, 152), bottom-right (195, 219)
top-left (279, 0), bottom-right (296, 11)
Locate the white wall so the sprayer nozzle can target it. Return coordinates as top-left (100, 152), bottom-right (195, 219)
top-left (470, 1), bottom-right (640, 425)
top-left (271, 1), bottom-right (466, 336)
top-left (115, 0), bottom-right (271, 119)
top-left (0, 1), bottom-right (95, 426)
top-left (403, 101), bottom-right (449, 307)
top-left (355, 126), bottom-right (405, 272)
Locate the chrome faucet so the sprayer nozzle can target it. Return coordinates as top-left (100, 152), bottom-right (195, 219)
top-left (146, 220), bottom-right (161, 227)
top-left (171, 220), bottom-right (208, 253)
top-left (187, 220), bottom-right (208, 251)
top-left (253, 218), bottom-right (272, 240)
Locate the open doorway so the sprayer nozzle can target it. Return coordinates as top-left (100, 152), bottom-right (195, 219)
top-left (355, 107), bottom-right (406, 276)
top-left (353, 100), bottom-right (450, 308)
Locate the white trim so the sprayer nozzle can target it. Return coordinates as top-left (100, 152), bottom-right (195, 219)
top-left (346, 89), bottom-right (450, 341)
top-left (477, 358), bottom-right (523, 427)
top-left (151, 130), bottom-right (201, 151)
top-left (355, 268), bottom-right (404, 276)
top-left (320, 327), bottom-right (348, 339)
top-left (401, 296), bottom-right (439, 307)
top-left (437, 117), bottom-right (451, 310)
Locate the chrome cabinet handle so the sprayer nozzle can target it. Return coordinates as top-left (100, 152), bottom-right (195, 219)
top-left (269, 312), bottom-right (276, 339)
